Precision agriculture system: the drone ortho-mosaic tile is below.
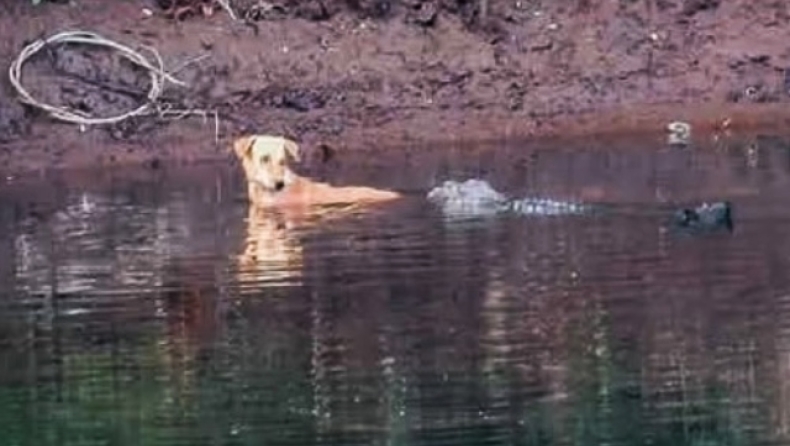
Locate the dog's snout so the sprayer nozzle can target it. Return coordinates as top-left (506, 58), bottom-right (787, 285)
top-left (274, 181), bottom-right (285, 191)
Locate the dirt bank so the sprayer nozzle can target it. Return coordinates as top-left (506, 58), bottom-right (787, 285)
top-left (1, 0), bottom-right (790, 175)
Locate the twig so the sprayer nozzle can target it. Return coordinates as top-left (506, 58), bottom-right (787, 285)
top-left (480, 0), bottom-right (489, 23)
top-left (216, 0), bottom-right (239, 21)
top-left (157, 105), bottom-right (221, 144)
top-left (170, 53), bottom-right (211, 75)
top-left (8, 30), bottom-right (219, 139)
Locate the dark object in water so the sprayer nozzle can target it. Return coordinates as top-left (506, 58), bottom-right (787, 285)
top-left (672, 201), bottom-right (733, 233)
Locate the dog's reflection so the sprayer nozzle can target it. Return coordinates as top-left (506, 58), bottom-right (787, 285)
top-left (236, 204), bottom-right (307, 287)
top-left (235, 196), bottom-right (397, 288)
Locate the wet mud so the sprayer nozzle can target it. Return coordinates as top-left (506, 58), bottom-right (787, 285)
top-left (2, 0), bottom-right (790, 174)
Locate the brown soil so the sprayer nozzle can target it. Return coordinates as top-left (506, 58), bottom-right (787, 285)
top-left (2, 0), bottom-right (790, 175)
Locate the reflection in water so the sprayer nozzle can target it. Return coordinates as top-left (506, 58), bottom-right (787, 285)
top-left (236, 205), bottom-right (306, 288)
top-left (3, 135), bottom-right (790, 445)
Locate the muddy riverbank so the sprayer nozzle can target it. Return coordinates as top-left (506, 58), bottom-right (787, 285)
top-left (1, 0), bottom-right (790, 175)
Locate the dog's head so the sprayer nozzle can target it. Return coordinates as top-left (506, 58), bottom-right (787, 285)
top-left (233, 135), bottom-right (302, 192)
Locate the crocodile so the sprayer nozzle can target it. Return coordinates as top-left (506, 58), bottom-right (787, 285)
top-left (426, 179), bottom-right (593, 218)
top-left (427, 178), bottom-right (733, 233)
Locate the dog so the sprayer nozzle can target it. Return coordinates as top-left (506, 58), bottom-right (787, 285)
top-left (233, 135), bottom-right (402, 285)
top-left (232, 135), bottom-right (402, 210)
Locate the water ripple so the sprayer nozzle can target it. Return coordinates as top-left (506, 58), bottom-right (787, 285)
top-left (3, 138), bottom-right (790, 445)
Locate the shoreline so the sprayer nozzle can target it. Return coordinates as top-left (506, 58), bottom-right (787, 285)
top-left (3, 101), bottom-right (790, 178)
top-left (2, 0), bottom-right (790, 176)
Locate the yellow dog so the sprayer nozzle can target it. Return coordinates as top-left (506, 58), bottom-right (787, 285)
top-left (232, 135), bottom-right (402, 286)
top-left (232, 135), bottom-right (402, 209)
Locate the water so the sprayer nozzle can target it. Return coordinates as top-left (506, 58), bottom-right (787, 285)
top-left (3, 134), bottom-right (790, 445)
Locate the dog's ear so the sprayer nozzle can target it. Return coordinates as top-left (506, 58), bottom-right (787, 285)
top-left (233, 136), bottom-right (255, 161)
top-left (284, 139), bottom-right (301, 162)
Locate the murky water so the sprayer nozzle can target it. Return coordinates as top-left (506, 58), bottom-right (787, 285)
top-left (4, 134), bottom-right (790, 445)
